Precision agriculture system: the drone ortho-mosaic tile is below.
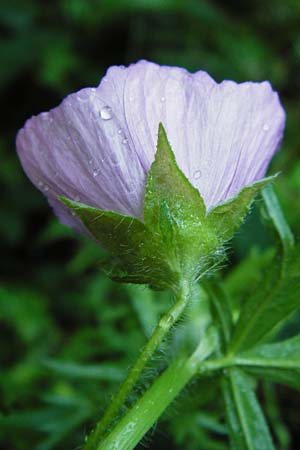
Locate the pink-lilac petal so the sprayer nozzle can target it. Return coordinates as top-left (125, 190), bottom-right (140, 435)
top-left (122, 61), bottom-right (285, 209)
top-left (16, 60), bottom-right (285, 231)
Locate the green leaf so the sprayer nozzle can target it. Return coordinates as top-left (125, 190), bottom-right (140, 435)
top-left (261, 184), bottom-right (294, 257)
top-left (1, 395), bottom-right (92, 450)
top-left (222, 368), bottom-right (275, 450)
top-left (144, 123), bottom-right (217, 277)
top-left (42, 359), bottom-right (124, 381)
top-left (203, 278), bottom-right (233, 348)
top-left (224, 247), bottom-right (275, 310)
top-left (59, 198), bottom-right (178, 289)
top-left (243, 367), bottom-right (300, 390)
top-left (230, 245), bottom-right (300, 351)
top-left (207, 176), bottom-right (275, 242)
top-left (230, 187), bottom-right (297, 352)
top-left (236, 335), bottom-right (300, 388)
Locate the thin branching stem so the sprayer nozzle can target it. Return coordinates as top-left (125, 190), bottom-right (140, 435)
top-left (84, 279), bottom-right (191, 449)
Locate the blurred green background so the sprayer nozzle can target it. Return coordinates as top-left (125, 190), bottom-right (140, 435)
top-left (1, 0), bottom-right (300, 449)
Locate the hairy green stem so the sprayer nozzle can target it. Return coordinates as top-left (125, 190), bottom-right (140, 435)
top-left (84, 280), bottom-right (191, 449)
top-left (97, 327), bottom-right (217, 450)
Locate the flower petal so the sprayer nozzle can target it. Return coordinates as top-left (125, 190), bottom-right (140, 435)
top-left (16, 72), bottom-right (148, 226)
top-left (16, 60), bottom-right (285, 232)
top-left (122, 61), bottom-right (285, 209)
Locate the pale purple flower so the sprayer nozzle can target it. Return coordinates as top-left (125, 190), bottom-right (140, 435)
top-left (16, 60), bottom-right (285, 231)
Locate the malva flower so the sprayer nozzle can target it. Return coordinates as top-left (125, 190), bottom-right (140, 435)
top-left (16, 60), bottom-right (285, 233)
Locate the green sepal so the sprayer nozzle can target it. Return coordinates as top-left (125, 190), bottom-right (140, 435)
top-left (144, 124), bottom-right (218, 279)
top-left (144, 123), bottom-right (206, 225)
top-left (59, 198), bottom-right (178, 290)
top-left (207, 176), bottom-right (276, 241)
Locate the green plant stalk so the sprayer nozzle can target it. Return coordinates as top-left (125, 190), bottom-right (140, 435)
top-left (97, 328), bottom-right (217, 450)
top-left (84, 280), bottom-right (191, 450)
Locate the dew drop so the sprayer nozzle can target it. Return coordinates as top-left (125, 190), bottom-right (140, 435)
top-left (263, 123), bottom-right (270, 131)
top-left (161, 96), bottom-right (166, 102)
top-left (193, 170), bottom-right (202, 180)
top-left (88, 159), bottom-right (93, 165)
top-left (38, 181), bottom-right (44, 187)
top-left (71, 211), bottom-right (76, 216)
top-left (91, 87), bottom-right (96, 92)
top-left (122, 138), bottom-right (128, 144)
top-left (129, 95), bottom-right (134, 102)
top-left (93, 169), bottom-right (100, 177)
top-left (100, 106), bottom-right (113, 120)
top-left (117, 128), bottom-right (122, 135)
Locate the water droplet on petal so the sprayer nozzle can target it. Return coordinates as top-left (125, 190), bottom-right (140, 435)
top-left (129, 95), bottom-right (134, 102)
top-left (161, 96), bottom-right (166, 102)
top-left (38, 181), bottom-right (44, 187)
top-left (91, 87), bottom-right (96, 92)
top-left (263, 123), bottom-right (270, 131)
top-left (100, 106), bottom-right (113, 120)
top-left (117, 129), bottom-right (122, 135)
top-left (71, 211), bottom-right (76, 216)
top-left (193, 170), bottom-right (202, 180)
top-left (88, 159), bottom-right (93, 165)
top-left (122, 138), bottom-right (128, 144)
top-left (93, 169), bottom-right (100, 177)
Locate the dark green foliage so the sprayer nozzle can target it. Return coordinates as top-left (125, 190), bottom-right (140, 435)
top-left (2, 0), bottom-right (300, 449)
top-left (222, 368), bottom-right (275, 450)
top-left (237, 336), bottom-right (300, 388)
